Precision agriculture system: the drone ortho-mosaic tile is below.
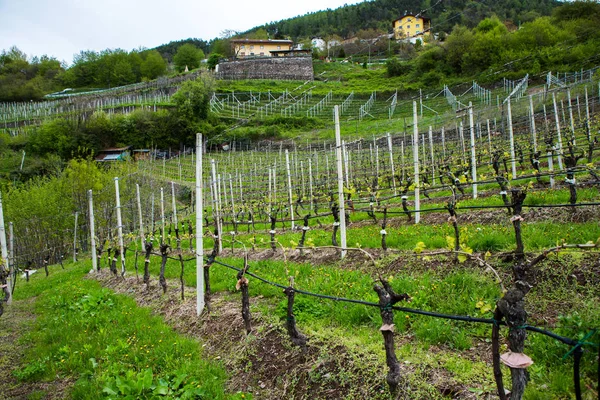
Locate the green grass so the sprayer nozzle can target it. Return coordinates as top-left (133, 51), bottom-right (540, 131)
top-left (12, 261), bottom-right (247, 400)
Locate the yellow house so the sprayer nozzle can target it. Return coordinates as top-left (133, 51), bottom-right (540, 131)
top-left (231, 39), bottom-right (293, 58)
top-left (392, 13), bottom-right (431, 43)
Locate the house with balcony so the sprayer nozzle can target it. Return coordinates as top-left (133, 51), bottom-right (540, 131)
top-left (231, 39), bottom-right (293, 58)
top-left (392, 13), bottom-right (431, 44)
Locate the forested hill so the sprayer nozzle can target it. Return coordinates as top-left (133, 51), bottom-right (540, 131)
top-left (251, 0), bottom-right (561, 40)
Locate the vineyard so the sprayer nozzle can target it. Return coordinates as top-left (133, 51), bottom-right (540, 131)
top-left (1, 73), bottom-right (600, 399)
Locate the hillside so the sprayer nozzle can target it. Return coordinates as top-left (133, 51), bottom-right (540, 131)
top-left (249, 0), bottom-right (561, 40)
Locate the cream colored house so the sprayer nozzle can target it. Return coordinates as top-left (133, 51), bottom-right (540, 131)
top-left (392, 13), bottom-right (431, 43)
top-left (231, 39), bottom-right (293, 58)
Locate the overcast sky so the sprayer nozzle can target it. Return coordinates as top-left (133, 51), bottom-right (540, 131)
top-left (0, 0), bottom-right (361, 65)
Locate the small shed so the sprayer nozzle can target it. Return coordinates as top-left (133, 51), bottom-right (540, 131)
top-left (95, 146), bottom-right (132, 162)
top-left (132, 149), bottom-right (151, 161)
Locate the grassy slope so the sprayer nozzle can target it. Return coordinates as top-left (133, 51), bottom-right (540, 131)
top-left (2, 261), bottom-right (246, 400)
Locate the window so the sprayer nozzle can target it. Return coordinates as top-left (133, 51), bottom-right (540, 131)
top-left (250, 45), bottom-right (254, 50)
top-left (240, 45), bottom-right (245, 49)
top-left (416, 30), bottom-right (421, 34)
top-left (407, 25), bottom-right (411, 29)
top-left (260, 45), bottom-right (264, 49)
top-left (260, 52), bottom-right (264, 56)
top-left (408, 18), bottom-right (412, 22)
top-left (416, 24), bottom-right (420, 28)
top-left (240, 52), bottom-right (245, 56)
top-left (277, 45), bottom-right (281, 50)
top-left (250, 53), bottom-right (254, 56)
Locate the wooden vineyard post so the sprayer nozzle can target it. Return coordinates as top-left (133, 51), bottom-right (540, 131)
top-left (114, 177), bottom-right (126, 277)
top-left (387, 133), bottom-right (397, 196)
top-left (552, 92), bottom-right (564, 170)
top-left (507, 98), bottom-right (517, 180)
top-left (88, 190), bottom-right (97, 273)
top-left (469, 102), bottom-right (477, 198)
top-left (285, 150), bottom-right (295, 231)
top-left (73, 211), bottom-right (79, 262)
top-left (195, 133), bottom-right (204, 316)
top-left (136, 184), bottom-right (144, 251)
top-left (413, 101), bottom-right (420, 224)
top-left (0, 191), bottom-right (11, 305)
top-left (334, 105), bottom-right (347, 258)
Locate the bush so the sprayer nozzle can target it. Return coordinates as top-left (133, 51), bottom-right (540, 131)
top-left (386, 57), bottom-right (408, 77)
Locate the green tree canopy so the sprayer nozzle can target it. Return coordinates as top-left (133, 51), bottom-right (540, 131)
top-left (141, 50), bottom-right (167, 79)
top-left (173, 44), bottom-right (205, 72)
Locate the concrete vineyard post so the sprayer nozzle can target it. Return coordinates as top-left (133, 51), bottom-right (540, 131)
top-left (229, 174), bottom-right (235, 220)
top-left (342, 141), bottom-right (349, 187)
top-left (375, 145), bottom-right (380, 180)
top-left (529, 96), bottom-right (537, 153)
top-left (308, 159), bottom-right (314, 213)
top-left (285, 150), bottom-right (295, 231)
top-left (567, 89), bottom-right (575, 142)
top-left (136, 184), bottom-right (144, 251)
top-left (160, 187), bottom-right (166, 244)
top-left (387, 133), bottom-right (397, 195)
top-left (0, 191), bottom-right (11, 304)
top-left (469, 102), bottom-right (477, 198)
top-left (334, 106), bottom-right (347, 258)
top-left (428, 126), bottom-right (435, 186)
top-left (552, 92), bottom-right (564, 170)
top-left (268, 168), bottom-right (273, 209)
top-left (88, 190), bottom-right (97, 272)
top-left (171, 181), bottom-right (178, 229)
top-left (507, 98), bottom-right (517, 180)
top-left (73, 211), bottom-right (79, 263)
top-left (441, 126), bottom-right (446, 158)
top-left (401, 141), bottom-right (405, 182)
top-left (210, 159), bottom-right (222, 253)
top-left (487, 120), bottom-right (492, 162)
top-left (195, 133), bottom-right (204, 316)
top-left (114, 178), bottom-right (126, 276)
top-left (9, 222), bottom-right (14, 281)
top-left (413, 101), bottom-right (420, 224)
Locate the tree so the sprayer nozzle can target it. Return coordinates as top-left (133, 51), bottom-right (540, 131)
top-left (141, 50), bottom-right (167, 79)
top-left (173, 44), bottom-right (205, 72)
top-left (207, 53), bottom-right (223, 71)
top-left (171, 75), bottom-right (215, 147)
top-left (172, 75), bottom-right (215, 122)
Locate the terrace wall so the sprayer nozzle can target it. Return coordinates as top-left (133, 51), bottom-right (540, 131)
top-left (216, 57), bottom-right (314, 81)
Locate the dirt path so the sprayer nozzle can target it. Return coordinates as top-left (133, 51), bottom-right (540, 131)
top-left (0, 299), bottom-right (73, 400)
